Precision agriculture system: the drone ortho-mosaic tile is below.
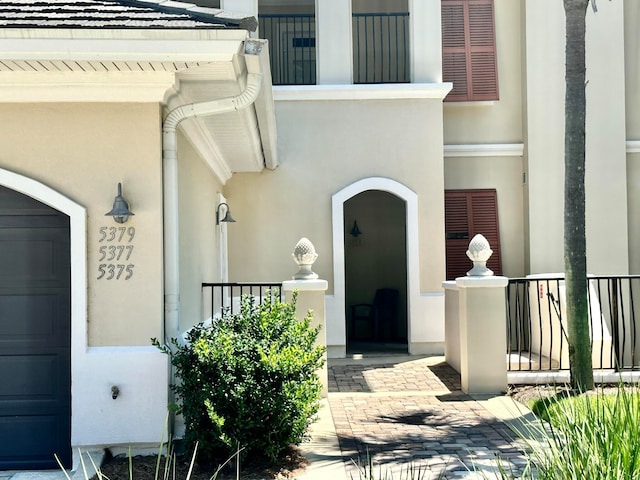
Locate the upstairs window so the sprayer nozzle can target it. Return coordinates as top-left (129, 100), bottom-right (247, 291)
top-left (441, 0), bottom-right (498, 102)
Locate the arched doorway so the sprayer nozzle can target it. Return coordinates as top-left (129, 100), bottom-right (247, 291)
top-left (344, 190), bottom-right (407, 352)
top-left (332, 177), bottom-right (420, 357)
top-left (0, 185), bottom-right (72, 469)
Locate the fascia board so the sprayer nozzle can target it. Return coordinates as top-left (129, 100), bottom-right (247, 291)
top-left (0, 38), bottom-right (243, 63)
top-left (0, 70), bottom-right (177, 102)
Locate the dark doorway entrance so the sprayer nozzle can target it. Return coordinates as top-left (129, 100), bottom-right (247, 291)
top-left (0, 186), bottom-right (71, 470)
top-left (344, 190), bottom-right (408, 354)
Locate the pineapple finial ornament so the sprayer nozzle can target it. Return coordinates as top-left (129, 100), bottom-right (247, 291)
top-left (292, 237), bottom-right (319, 280)
top-left (466, 234), bottom-right (494, 277)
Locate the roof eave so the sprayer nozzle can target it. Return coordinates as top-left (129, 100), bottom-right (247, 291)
top-left (0, 28), bottom-right (249, 63)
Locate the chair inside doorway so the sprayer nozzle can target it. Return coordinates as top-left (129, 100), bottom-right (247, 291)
top-left (350, 288), bottom-right (399, 341)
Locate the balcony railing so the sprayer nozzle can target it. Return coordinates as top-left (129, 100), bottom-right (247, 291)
top-left (507, 275), bottom-right (640, 372)
top-left (258, 12), bottom-right (410, 85)
top-left (352, 12), bottom-right (410, 84)
top-left (259, 13), bottom-right (316, 86)
top-left (202, 282), bottom-right (283, 320)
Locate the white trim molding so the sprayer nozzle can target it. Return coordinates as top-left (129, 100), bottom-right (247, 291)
top-left (444, 141), bottom-right (639, 157)
top-left (444, 143), bottom-right (525, 157)
top-left (0, 168), bottom-right (88, 352)
top-left (274, 83), bottom-right (453, 101)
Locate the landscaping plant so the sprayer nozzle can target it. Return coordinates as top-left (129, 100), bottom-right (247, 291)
top-left (517, 384), bottom-right (640, 479)
top-left (350, 454), bottom-right (428, 480)
top-left (155, 291), bottom-right (325, 464)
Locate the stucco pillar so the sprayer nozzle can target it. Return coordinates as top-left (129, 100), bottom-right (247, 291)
top-left (456, 276), bottom-right (508, 394)
top-left (442, 282), bottom-right (461, 373)
top-left (315, 0), bottom-right (352, 84)
top-left (409, 0), bottom-right (442, 83)
top-left (282, 238), bottom-right (329, 397)
top-left (445, 234), bottom-right (508, 394)
top-left (282, 280), bottom-right (329, 398)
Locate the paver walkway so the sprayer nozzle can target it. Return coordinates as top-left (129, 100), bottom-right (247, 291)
top-left (1, 355), bottom-right (533, 480)
top-left (324, 355), bottom-right (531, 479)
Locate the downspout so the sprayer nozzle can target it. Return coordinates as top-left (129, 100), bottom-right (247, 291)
top-left (162, 44), bottom-right (263, 342)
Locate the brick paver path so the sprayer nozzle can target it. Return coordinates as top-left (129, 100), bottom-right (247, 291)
top-left (327, 356), bottom-right (530, 479)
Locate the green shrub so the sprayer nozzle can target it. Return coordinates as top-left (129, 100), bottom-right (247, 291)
top-left (155, 291), bottom-right (325, 464)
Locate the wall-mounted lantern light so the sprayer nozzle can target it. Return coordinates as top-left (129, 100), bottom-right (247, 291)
top-left (216, 202), bottom-right (236, 225)
top-left (350, 220), bottom-right (362, 237)
top-left (105, 182), bottom-right (134, 224)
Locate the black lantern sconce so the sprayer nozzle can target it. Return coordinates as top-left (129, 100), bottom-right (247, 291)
top-left (216, 202), bottom-right (236, 225)
top-left (350, 220), bottom-right (362, 237)
top-left (105, 182), bottom-right (134, 224)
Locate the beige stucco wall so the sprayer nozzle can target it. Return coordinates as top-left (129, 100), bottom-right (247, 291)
top-left (444, 156), bottom-right (525, 278)
top-left (177, 131), bottom-right (225, 332)
top-left (627, 153), bottom-right (640, 274)
top-left (442, 0), bottom-right (522, 144)
top-left (625, 1), bottom-right (640, 140)
top-left (524, 0), bottom-right (629, 275)
top-left (225, 97), bottom-right (446, 293)
top-left (0, 103), bottom-right (163, 346)
top-left (522, 1), bottom-right (564, 274)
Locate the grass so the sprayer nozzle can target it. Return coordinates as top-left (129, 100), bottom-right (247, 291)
top-left (56, 442), bottom-right (247, 480)
top-left (350, 453), bottom-right (428, 480)
top-left (517, 384), bottom-right (640, 479)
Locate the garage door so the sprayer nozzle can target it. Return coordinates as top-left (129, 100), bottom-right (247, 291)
top-left (0, 186), bottom-right (71, 470)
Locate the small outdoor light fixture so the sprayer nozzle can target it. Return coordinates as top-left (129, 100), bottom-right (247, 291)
top-left (216, 202), bottom-right (236, 225)
top-left (105, 182), bottom-right (134, 224)
top-left (350, 220), bottom-right (362, 237)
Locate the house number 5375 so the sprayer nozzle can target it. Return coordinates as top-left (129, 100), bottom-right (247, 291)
top-left (97, 263), bottom-right (134, 280)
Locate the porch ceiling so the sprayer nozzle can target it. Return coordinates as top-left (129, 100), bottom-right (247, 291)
top-left (165, 56), bottom-right (270, 180)
top-left (0, 30), bottom-right (278, 183)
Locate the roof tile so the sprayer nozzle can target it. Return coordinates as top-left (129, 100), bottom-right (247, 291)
top-left (0, 0), bottom-right (255, 30)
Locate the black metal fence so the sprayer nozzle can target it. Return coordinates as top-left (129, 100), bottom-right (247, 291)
top-left (258, 12), bottom-right (410, 85)
top-left (201, 282), bottom-right (283, 320)
top-left (507, 275), bottom-right (640, 372)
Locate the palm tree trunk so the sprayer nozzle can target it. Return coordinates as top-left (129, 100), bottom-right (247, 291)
top-left (563, 0), bottom-right (594, 391)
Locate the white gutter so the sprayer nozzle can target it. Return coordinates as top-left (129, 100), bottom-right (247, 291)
top-left (162, 40), bottom-right (264, 342)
